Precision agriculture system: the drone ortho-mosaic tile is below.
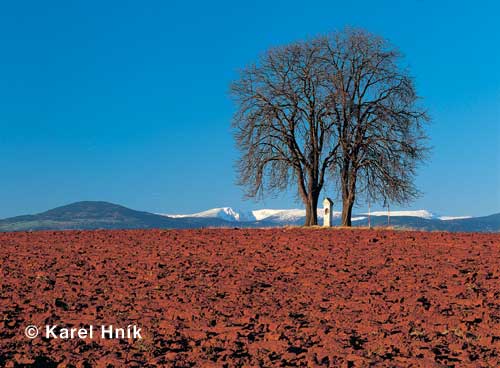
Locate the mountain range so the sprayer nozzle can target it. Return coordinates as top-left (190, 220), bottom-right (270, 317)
top-left (0, 201), bottom-right (498, 232)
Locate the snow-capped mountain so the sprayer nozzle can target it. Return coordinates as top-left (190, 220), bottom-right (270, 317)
top-left (164, 207), bottom-right (306, 223)
top-left (167, 207), bottom-right (256, 222)
top-left (360, 209), bottom-right (472, 221)
top-left (161, 207), bottom-right (471, 224)
top-left (157, 206), bottom-right (497, 232)
top-left (366, 209), bottom-right (437, 219)
top-left (164, 207), bottom-right (331, 223)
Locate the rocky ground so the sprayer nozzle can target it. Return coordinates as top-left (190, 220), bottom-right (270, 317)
top-left (0, 228), bottom-right (500, 367)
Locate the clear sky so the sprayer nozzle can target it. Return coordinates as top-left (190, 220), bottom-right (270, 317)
top-left (0, 0), bottom-right (498, 218)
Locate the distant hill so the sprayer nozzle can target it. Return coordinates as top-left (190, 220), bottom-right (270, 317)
top-left (347, 214), bottom-right (500, 232)
top-left (0, 201), bottom-right (235, 231)
top-left (0, 201), bottom-right (498, 232)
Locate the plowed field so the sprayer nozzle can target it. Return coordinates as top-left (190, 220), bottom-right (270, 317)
top-left (1, 229), bottom-right (500, 367)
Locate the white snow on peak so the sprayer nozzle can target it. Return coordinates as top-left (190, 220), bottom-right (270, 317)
top-left (251, 208), bottom-right (304, 221)
top-left (164, 207), bottom-right (255, 222)
top-left (438, 216), bottom-right (473, 221)
top-left (363, 209), bottom-right (437, 219)
top-left (362, 210), bottom-right (472, 221)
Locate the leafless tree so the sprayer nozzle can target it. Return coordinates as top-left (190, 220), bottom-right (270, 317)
top-left (323, 29), bottom-right (429, 226)
top-left (230, 39), bottom-right (339, 226)
top-left (231, 29), bottom-right (429, 227)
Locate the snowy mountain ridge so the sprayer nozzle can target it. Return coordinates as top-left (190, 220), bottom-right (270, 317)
top-left (161, 207), bottom-right (472, 223)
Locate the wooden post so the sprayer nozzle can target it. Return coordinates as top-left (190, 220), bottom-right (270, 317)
top-left (368, 197), bottom-right (371, 229)
top-left (387, 204), bottom-right (391, 227)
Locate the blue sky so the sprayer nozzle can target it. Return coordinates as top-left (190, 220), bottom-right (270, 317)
top-left (0, 0), bottom-right (498, 218)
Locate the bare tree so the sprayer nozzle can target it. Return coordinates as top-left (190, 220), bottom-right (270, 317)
top-left (322, 29), bottom-right (429, 226)
top-left (231, 29), bottom-right (428, 227)
top-left (230, 40), bottom-right (339, 226)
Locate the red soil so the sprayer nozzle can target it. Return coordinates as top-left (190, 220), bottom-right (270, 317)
top-left (1, 229), bottom-right (500, 367)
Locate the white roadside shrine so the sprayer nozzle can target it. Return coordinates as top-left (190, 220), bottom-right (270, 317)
top-left (323, 197), bottom-right (334, 227)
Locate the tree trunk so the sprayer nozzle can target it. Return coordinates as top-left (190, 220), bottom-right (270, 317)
top-left (340, 164), bottom-right (356, 227)
top-left (304, 191), bottom-right (319, 226)
top-left (341, 197), bottom-right (354, 227)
